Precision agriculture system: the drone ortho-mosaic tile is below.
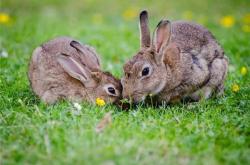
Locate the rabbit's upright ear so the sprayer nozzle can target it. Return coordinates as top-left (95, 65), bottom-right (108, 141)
top-left (57, 54), bottom-right (91, 83)
top-left (152, 20), bottom-right (171, 53)
top-left (139, 10), bottom-right (151, 49)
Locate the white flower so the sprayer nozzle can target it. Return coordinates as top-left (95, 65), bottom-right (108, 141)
top-left (73, 102), bottom-right (82, 111)
top-left (71, 102), bottom-right (82, 116)
top-left (0, 49), bottom-right (8, 58)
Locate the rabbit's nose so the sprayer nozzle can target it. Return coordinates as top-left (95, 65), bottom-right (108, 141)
top-left (122, 87), bottom-right (135, 102)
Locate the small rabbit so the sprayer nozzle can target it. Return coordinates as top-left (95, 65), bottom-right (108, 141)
top-left (28, 36), bottom-right (122, 104)
top-left (121, 10), bottom-right (228, 104)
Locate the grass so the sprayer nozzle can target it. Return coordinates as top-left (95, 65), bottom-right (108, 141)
top-left (0, 0), bottom-right (250, 164)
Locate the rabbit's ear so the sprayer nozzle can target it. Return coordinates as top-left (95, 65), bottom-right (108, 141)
top-left (57, 54), bottom-right (91, 83)
top-left (139, 10), bottom-right (151, 49)
top-left (152, 20), bottom-right (171, 53)
top-left (70, 40), bottom-right (100, 70)
top-left (162, 43), bottom-right (180, 69)
top-left (91, 71), bottom-right (102, 83)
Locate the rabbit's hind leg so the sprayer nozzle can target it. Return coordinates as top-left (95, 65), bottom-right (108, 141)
top-left (41, 90), bottom-right (59, 104)
top-left (207, 57), bottom-right (228, 97)
top-left (189, 86), bottom-right (213, 101)
top-left (189, 57), bottom-right (228, 101)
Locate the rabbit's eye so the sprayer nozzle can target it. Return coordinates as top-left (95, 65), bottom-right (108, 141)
top-left (108, 87), bottom-right (116, 95)
top-left (142, 67), bottom-right (150, 76)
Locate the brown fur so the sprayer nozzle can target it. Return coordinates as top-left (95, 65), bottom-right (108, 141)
top-left (121, 11), bottom-right (228, 104)
top-left (28, 36), bottom-right (121, 104)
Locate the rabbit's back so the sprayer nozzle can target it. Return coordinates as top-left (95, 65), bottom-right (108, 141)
top-left (171, 21), bottom-right (224, 62)
top-left (28, 37), bottom-right (88, 103)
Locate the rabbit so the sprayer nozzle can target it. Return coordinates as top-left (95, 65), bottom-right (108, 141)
top-left (121, 10), bottom-right (228, 104)
top-left (28, 36), bottom-right (122, 104)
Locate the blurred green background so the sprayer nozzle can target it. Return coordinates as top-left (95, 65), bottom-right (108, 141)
top-left (1, 0), bottom-right (250, 76)
top-left (0, 0), bottom-right (250, 165)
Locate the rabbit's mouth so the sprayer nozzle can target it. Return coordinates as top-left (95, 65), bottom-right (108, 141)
top-left (118, 93), bottom-right (159, 110)
top-left (131, 92), bottom-right (148, 104)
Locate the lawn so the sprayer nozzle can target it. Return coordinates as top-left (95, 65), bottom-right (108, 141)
top-left (0, 0), bottom-right (250, 164)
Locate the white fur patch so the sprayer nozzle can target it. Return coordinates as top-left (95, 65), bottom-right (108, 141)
top-left (152, 81), bottom-right (166, 95)
top-left (141, 95), bottom-right (146, 101)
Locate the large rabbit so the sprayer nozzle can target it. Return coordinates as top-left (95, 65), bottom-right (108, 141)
top-left (28, 36), bottom-right (122, 104)
top-left (121, 10), bottom-right (228, 104)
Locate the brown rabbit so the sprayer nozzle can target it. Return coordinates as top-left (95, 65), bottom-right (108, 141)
top-left (28, 36), bottom-right (122, 104)
top-left (122, 10), bottom-right (228, 104)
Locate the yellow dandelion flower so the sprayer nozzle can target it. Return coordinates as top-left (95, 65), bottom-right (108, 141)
top-left (122, 7), bottom-right (137, 21)
top-left (243, 13), bottom-right (250, 25)
top-left (96, 98), bottom-right (105, 106)
top-left (232, 84), bottom-right (240, 92)
top-left (182, 11), bottom-right (193, 20)
top-left (92, 13), bottom-right (103, 25)
top-left (240, 66), bottom-right (247, 76)
top-left (242, 25), bottom-right (250, 32)
top-left (0, 12), bottom-right (10, 24)
top-left (220, 15), bottom-right (235, 28)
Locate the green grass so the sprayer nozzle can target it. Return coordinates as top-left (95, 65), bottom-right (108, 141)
top-left (0, 0), bottom-right (250, 164)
